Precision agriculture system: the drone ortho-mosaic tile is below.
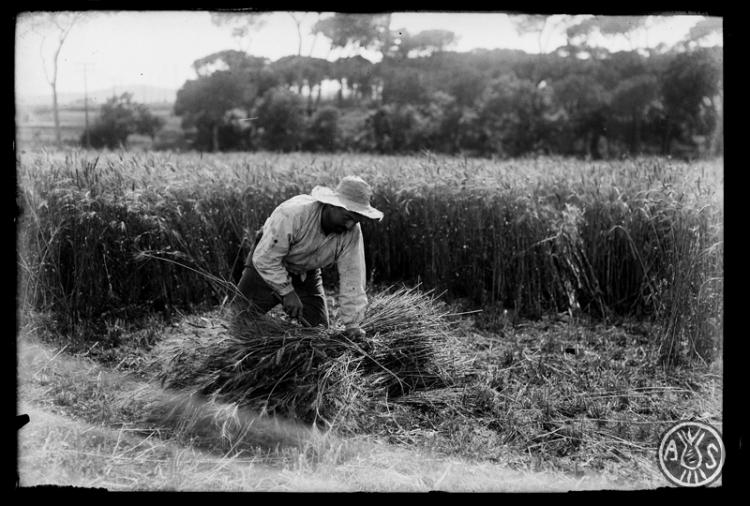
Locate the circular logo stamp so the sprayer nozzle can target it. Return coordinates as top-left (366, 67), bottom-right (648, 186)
top-left (657, 421), bottom-right (724, 487)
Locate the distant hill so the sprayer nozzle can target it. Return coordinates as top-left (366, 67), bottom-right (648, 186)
top-left (17, 84), bottom-right (178, 107)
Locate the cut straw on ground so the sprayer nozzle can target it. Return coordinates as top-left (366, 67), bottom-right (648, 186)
top-left (151, 286), bottom-right (468, 433)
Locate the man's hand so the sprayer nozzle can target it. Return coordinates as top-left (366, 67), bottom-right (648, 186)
top-left (344, 327), bottom-right (366, 339)
top-left (282, 291), bottom-right (304, 320)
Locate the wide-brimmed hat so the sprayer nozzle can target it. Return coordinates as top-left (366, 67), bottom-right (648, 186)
top-left (311, 176), bottom-right (384, 221)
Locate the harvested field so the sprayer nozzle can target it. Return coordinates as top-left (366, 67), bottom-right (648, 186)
top-left (18, 298), bottom-right (721, 490)
top-left (17, 150), bottom-right (723, 490)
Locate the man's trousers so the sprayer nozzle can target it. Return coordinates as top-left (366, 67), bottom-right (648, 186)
top-left (235, 261), bottom-right (329, 328)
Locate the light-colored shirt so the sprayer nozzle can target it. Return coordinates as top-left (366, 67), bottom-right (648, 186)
top-left (252, 194), bottom-right (368, 329)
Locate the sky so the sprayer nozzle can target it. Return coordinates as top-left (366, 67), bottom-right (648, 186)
top-left (15, 11), bottom-right (720, 102)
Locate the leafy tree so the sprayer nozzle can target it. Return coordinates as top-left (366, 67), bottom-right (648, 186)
top-left (421, 91), bottom-right (462, 153)
top-left (392, 29), bottom-right (457, 58)
top-left (175, 72), bottom-right (252, 151)
top-left (218, 107), bottom-right (255, 151)
top-left (363, 108), bottom-right (391, 153)
top-left (134, 102), bottom-right (166, 140)
top-left (192, 51), bottom-right (279, 106)
top-left (596, 50), bottom-right (646, 89)
top-left (271, 56), bottom-right (310, 92)
top-left (304, 106), bottom-right (340, 152)
top-left (550, 73), bottom-right (610, 158)
top-left (271, 55), bottom-right (332, 112)
top-left (165, 31), bottom-right (723, 159)
top-left (660, 48), bottom-right (721, 152)
top-left (272, 55), bottom-right (309, 96)
top-left (314, 12), bottom-right (395, 81)
top-left (566, 16), bottom-right (640, 49)
top-left (380, 66), bottom-right (427, 105)
top-left (312, 13), bottom-right (391, 54)
top-left (414, 29), bottom-right (457, 54)
top-left (81, 93), bottom-right (164, 149)
top-left (446, 65), bottom-right (486, 107)
top-left (610, 74), bottom-right (659, 154)
top-left (455, 108), bottom-right (484, 156)
top-left (298, 57), bottom-right (332, 113)
top-left (566, 15), bottom-right (669, 53)
top-left (255, 86), bottom-right (306, 152)
top-left (594, 16), bottom-right (648, 50)
top-left (192, 50), bottom-right (268, 76)
top-left (175, 52), bottom-right (278, 151)
top-left (210, 12), bottom-right (268, 52)
top-left (332, 56), bottom-right (375, 104)
top-left (361, 104), bottom-right (427, 153)
top-left (475, 75), bottom-right (546, 157)
top-left (391, 104), bottom-right (429, 152)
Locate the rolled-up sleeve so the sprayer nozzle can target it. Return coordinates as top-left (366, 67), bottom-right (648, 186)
top-left (337, 224), bottom-right (368, 329)
top-left (252, 210), bottom-right (296, 297)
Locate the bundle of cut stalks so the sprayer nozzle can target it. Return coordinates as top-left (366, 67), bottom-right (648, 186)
top-left (152, 286), bottom-right (468, 430)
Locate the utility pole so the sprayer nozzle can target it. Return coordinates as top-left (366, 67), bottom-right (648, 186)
top-left (83, 63), bottom-right (90, 148)
top-left (76, 61), bottom-right (94, 148)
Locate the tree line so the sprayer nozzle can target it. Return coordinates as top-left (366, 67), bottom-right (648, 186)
top-left (79, 14), bottom-right (722, 159)
top-left (166, 47), bottom-right (720, 159)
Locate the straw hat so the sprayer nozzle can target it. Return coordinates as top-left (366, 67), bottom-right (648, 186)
top-left (311, 176), bottom-right (384, 221)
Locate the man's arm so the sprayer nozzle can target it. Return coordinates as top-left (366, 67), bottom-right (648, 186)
top-left (337, 224), bottom-right (368, 330)
top-left (252, 210), bottom-right (296, 297)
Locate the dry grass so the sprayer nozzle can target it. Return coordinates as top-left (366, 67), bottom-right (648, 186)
top-left (377, 314), bottom-right (723, 481)
top-left (149, 286), bottom-right (465, 432)
top-left (19, 404), bottom-right (645, 491)
top-left (17, 405), bottom-right (268, 491)
top-left (18, 330), bottom-right (662, 491)
top-left (17, 304), bottom-right (721, 491)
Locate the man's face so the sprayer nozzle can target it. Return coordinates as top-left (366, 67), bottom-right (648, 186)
top-left (323, 205), bottom-right (367, 234)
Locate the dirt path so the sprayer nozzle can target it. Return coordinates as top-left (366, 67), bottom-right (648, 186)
top-left (19, 402), bottom-right (638, 491)
top-left (17, 334), bottom-right (651, 491)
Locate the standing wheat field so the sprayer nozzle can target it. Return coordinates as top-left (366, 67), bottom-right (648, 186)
top-left (16, 149), bottom-right (723, 491)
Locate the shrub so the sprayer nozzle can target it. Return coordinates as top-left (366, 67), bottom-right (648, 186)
top-left (80, 93), bottom-right (165, 150)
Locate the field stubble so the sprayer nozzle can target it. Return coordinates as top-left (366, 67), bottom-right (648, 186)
top-left (19, 299), bottom-right (721, 490)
